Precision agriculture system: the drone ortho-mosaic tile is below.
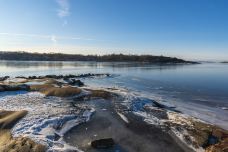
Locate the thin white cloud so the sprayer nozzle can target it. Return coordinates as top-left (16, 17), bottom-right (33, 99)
top-left (56, 0), bottom-right (70, 18)
top-left (51, 35), bottom-right (57, 43)
top-left (0, 32), bottom-right (95, 42)
top-left (0, 33), bottom-right (50, 39)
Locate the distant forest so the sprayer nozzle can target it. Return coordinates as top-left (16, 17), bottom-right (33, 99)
top-left (0, 51), bottom-right (196, 64)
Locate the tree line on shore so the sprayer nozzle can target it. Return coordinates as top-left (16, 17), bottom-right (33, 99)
top-left (0, 51), bottom-right (197, 63)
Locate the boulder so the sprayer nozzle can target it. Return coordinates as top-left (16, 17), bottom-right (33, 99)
top-left (63, 77), bottom-right (72, 83)
top-left (91, 138), bottom-right (114, 149)
top-left (18, 84), bottom-right (30, 91)
top-left (63, 78), bottom-right (84, 86)
top-left (0, 86), bottom-right (5, 92)
top-left (70, 79), bottom-right (84, 86)
top-left (28, 76), bottom-right (37, 79)
top-left (15, 76), bottom-right (27, 79)
top-left (19, 73), bottom-right (110, 80)
top-left (0, 76), bottom-right (9, 81)
top-left (0, 84), bottom-right (30, 91)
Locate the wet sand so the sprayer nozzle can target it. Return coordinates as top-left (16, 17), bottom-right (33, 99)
top-left (64, 98), bottom-right (186, 152)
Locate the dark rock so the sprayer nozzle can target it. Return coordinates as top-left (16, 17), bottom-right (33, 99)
top-left (152, 100), bottom-right (181, 113)
top-left (18, 73), bottom-right (111, 80)
top-left (73, 94), bottom-right (88, 101)
top-left (63, 77), bottom-right (72, 84)
top-left (144, 106), bottom-right (168, 119)
top-left (0, 76), bottom-right (10, 81)
top-left (91, 138), bottom-right (114, 149)
top-left (208, 135), bottom-right (219, 145)
top-left (15, 76), bottom-right (27, 79)
top-left (71, 79), bottom-right (84, 86)
top-left (28, 76), bottom-right (37, 79)
top-left (63, 77), bottom-right (69, 81)
top-left (18, 84), bottom-right (30, 91)
top-left (63, 78), bottom-right (84, 86)
top-left (0, 86), bottom-right (5, 92)
top-left (45, 75), bottom-right (58, 79)
top-left (0, 84), bottom-right (30, 91)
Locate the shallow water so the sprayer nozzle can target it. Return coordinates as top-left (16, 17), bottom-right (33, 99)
top-left (1, 61), bottom-right (228, 129)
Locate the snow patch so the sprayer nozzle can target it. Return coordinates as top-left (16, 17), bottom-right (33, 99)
top-left (0, 91), bottom-right (95, 152)
top-left (4, 78), bottom-right (27, 83)
top-left (117, 112), bottom-right (129, 123)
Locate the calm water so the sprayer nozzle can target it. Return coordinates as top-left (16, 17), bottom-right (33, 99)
top-left (0, 60), bottom-right (228, 128)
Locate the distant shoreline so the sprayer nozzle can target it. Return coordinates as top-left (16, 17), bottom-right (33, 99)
top-left (0, 51), bottom-right (198, 64)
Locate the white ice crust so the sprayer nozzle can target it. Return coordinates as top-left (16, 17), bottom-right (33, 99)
top-left (0, 91), bottom-right (95, 152)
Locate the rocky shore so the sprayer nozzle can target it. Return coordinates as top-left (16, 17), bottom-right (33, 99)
top-left (0, 73), bottom-right (227, 152)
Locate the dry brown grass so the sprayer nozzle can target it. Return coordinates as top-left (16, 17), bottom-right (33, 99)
top-left (44, 79), bottom-right (61, 85)
top-left (205, 129), bottom-right (228, 152)
top-left (41, 86), bottom-right (81, 97)
top-left (0, 129), bottom-right (45, 152)
top-left (90, 89), bottom-right (112, 99)
top-left (186, 120), bottom-right (213, 147)
top-left (29, 84), bottom-right (54, 91)
top-left (0, 110), bottom-right (46, 152)
top-left (0, 110), bottom-right (27, 129)
top-left (205, 138), bottom-right (228, 152)
top-left (30, 84), bottom-right (81, 97)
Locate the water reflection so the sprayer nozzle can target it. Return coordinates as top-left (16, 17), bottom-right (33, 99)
top-left (0, 60), bottom-right (188, 69)
top-left (0, 60), bottom-right (64, 68)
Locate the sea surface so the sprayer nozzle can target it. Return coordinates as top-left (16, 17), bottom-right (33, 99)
top-left (0, 60), bottom-right (228, 129)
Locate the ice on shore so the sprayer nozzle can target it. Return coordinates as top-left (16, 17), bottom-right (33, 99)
top-left (0, 91), bottom-right (95, 152)
top-left (4, 78), bottom-right (27, 83)
top-left (110, 88), bottom-right (211, 152)
top-left (117, 112), bottom-right (129, 123)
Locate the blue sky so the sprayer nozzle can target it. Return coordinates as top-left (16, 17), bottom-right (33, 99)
top-left (0, 0), bottom-right (228, 60)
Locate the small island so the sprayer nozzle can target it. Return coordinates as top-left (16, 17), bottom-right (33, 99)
top-left (221, 61), bottom-right (228, 63)
top-left (0, 51), bottom-right (198, 64)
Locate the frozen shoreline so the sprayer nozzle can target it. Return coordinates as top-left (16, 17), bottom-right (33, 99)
top-left (0, 91), bottom-right (95, 151)
top-left (0, 76), bottom-right (227, 152)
